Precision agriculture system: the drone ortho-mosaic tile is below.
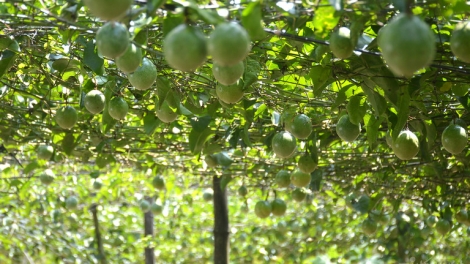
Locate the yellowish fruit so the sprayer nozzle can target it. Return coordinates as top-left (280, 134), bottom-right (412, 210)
top-left (441, 124), bottom-right (467, 154)
top-left (292, 188), bottom-right (307, 202)
top-left (361, 218), bottom-right (377, 235)
top-left (450, 21), bottom-right (470, 63)
top-left (254, 201), bottom-right (272, 218)
top-left (435, 219), bottom-right (451, 235)
top-left (272, 131), bottom-right (297, 158)
top-left (297, 155), bottom-right (317, 174)
top-left (290, 170), bottom-right (311, 188)
top-left (163, 24), bottom-right (207, 72)
top-left (378, 14), bottom-right (435, 78)
top-left (393, 130), bottom-right (419, 160)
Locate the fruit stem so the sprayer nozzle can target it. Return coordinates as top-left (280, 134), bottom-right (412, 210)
top-left (405, 0), bottom-right (413, 15)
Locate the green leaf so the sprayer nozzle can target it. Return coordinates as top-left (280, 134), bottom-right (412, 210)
top-left (364, 114), bottom-right (384, 149)
top-left (157, 77), bottom-right (172, 108)
top-left (241, 1), bottom-right (267, 41)
top-left (83, 40), bottom-right (104, 75)
top-left (309, 66), bottom-right (332, 96)
top-left (213, 152), bottom-right (233, 167)
top-left (312, 5), bottom-right (340, 38)
top-left (133, 29), bottom-right (148, 47)
top-left (190, 5), bottom-right (224, 25)
top-left (361, 79), bottom-right (387, 116)
top-left (243, 58), bottom-right (261, 88)
top-left (220, 175), bottom-right (232, 190)
top-left (0, 50), bottom-right (17, 78)
top-left (346, 95), bottom-right (367, 125)
top-left (143, 112), bottom-right (159, 135)
top-left (353, 195), bottom-right (370, 214)
top-left (392, 87), bottom-right (410, 140)
top-left (188, 128), bottom-right (214, 155)
top-left (162, 13), bottom-right (185, 37)
top-left (147, 0), bottom-right (165, 16)
top-left (190, 115), bottom-right (211, 132)
top-left (24, 161), bottom-right (39, 174)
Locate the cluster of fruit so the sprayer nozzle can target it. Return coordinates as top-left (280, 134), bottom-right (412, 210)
top-left (330, 13), bottom-right (470, 78)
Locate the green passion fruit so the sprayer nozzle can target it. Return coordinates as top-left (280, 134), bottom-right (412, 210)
top-left (208, 22), bottom-right (251, 66)
top-left (116, 44), bottom-right (142, 74)
top-left (289, 114), bottom-right (312, 140)
top-left (297, 155), bottom-right (317, 174)
top-left (83, 0), bottom-right (132, 21)
top-left (435, 219), bottom-right (451, 235)
top-left (163, 24), bottom-right (207, 72)
top-left (292, 188), bottom-right (307, 202)
top-left (152, 176), bottom-right (165, 190)
top-left (272, 131), bottom-right (297, 158)
top-left (271, 198), bottom-right (287, 216)
top-left (156, 101), bottom-right (178, 123)
top-left (275, 170), bottom-right (291, 188)
top-left (450, 21), bottom-right (470, 63)
top-left (441, 124), bottom-right (467, 155)
top-left (37, 145), bottom-right (54, 160)
top-left (378, 14), bottom-right (436, 78)
top-left (216, 80), bottom-right (245, 104)
top-left (290, 170), bottom-right (311, 188)
top-left (329, 27), bottom-right (355, 59)
top-left (55, 106), bottom-right (78, 129)
top-left (212, 61), bottom-right (244, 86)
top-left (393, 130), bottom-right (419, 160)
top-left (254, 200), bottom-right (272, 218)
top-left (336, 114), bottom-right (361, 142)
top-left (108, 97), bottom-right (129, 120)
top-left (128, 58), bottom-right (157, 90)
top-left (65, 196), bottom-right (79, 209)
top-left (361, 218), bottom-right (378, 235)
top-left (84, 90), bottom-right (105, 114)
top-left (140, 200), bottom-right (151, 212)
top-left (96, 22), bottom-right (129, 59)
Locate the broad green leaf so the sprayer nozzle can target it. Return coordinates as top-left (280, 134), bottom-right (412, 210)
top-left (213, 152), bottom-right (233, 167)
top-left (309, 66), bottom-right (332, 96)
top-left (143, 112), bottom-right (159, 135)
top-left (83, 41), bottom-right (104, 75)
top-left (162, 13), bottom-right (184, 37)
top-left (364, 114), bottom-right (383, 149)
top-left (361, 80), bottom-right (387, 116)
top-left (312, 5), bottom-right (340, 38)
top-left (353, 195), bottom-right (370, 214)
top-left (147, 0), bottom-right (165, 16)
top-left (157, 77), bottom-right (172, 108)
top-left (188, 127), bottom-right (214, 155)
top-left (190, 115), bottom-right (211, 132)
top-left (243, 58), bottom-right (261, 88)
top-left (220, 175), bottom-right (232, 190)
top-left (0, 50), bottom-right (17, 78)
top-left (346, 95), bottom-right (367, 125)
top-left (241, 1), bottom-right (267, 41)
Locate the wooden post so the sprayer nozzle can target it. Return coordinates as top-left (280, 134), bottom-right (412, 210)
top-left (213, 176), bottom-right (229, 264)
top-left (90, 203), bottom-right (107, 264)
top-left (144, 196), bottom-right (155, 264)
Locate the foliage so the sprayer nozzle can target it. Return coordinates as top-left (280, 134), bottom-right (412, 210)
top-left (1, 0), bottom-right (470, 262)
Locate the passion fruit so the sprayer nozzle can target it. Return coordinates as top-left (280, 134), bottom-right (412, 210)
top-left (216, 80), bottom-right (244, 104)
top-left (289, 114), bottom-right (312, 140)
top-left (291, 170), bottom-right (311, 188)
top-left (108, 97), bottom-right (129, 120)
top-left (156, 101), bottom-right (178, 123)
top-left (163, 24), bottom-right (207, 72)
top-left (208, 22), bottom-right (251, 66)
top-left (55, 106), bottom-right (78, 129)
top-left (329, 27), bottom-right (355, 59)
top-left (275, 170), bottom-right (291, 188)
top-left (271, 198), bottom-right (287, 216)
top-left (254, 200), bottom-right (272, 218)
top-left (450, 21), bottom-right (470, 63)
top-left (393, 130), bottom-right (419, 160)
top-left (378, 14), bottom-right (436, 78)
top-left (441, 124), bottom-right (467, 154)
top-left (272, 131), bottom-right (297, 158)
top-left (116, 43), bottom-right (142, 74)
top-left (96, 22), bottom-right (129, 59)
top-left (212, 61), bottom-right (244, 85)
top-left (128, 58), bottom-right (157, 90)
top-left (83, 0), bottom-right (132, 21)
top-left (336, 115), bottom-right (361, 142)
top-left (84, 90), bottom-right (105, 114)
